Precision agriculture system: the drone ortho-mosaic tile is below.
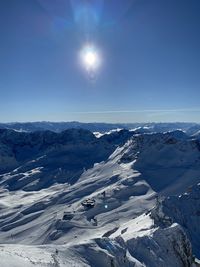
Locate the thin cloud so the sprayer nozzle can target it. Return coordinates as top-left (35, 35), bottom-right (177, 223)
top-left (68, 108), bottom-right (200, 114)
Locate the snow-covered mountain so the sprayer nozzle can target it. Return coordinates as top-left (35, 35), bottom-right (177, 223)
top-left (0, 128), bottom-right (199, 266)
top-left (161, 183), bottom-right (200, 258)
top-left (120, 131), bottom-right (200, 195)
top-left (0, 128), bottom-right (134, 190)
top-left (0, 121), bottom-right (198, 134)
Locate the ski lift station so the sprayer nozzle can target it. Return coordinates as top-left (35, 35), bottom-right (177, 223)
top-left (81, 198), bottom-right (96, 208)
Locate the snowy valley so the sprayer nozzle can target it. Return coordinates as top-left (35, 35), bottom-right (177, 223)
top-left (0, 124), bottom-right (200, 267)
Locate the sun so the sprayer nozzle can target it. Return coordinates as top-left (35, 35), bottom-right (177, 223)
top-left (80, 45), bottom-right (100, 71)
top-left (84, 51), bottom-right (97, 67)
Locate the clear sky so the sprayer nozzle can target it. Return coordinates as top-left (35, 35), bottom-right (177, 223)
top-left (0, 0), bottom-right (200, 123)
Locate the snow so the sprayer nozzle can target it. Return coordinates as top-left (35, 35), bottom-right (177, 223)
top-left (0, 128), bottom-right (199, 266)
top-left (0, 244), bottom-right (89, 267)
top-left (162, 183), bottom-right (200, 258)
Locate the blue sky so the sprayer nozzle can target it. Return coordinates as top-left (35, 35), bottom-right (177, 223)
top-left (0, 0), bottom-right (200, 122)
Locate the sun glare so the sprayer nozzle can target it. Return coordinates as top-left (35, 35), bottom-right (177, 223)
top-left (84, 51), bottom-right (97, 67)
top-left (80, 45), bottom-right (101, 71)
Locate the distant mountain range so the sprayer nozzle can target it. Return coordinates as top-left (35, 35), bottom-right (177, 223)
top-left (0, 121), bottom-right (199, 135)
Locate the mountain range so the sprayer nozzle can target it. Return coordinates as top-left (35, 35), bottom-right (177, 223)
top-left (0, 123), bottom-right (200, 266)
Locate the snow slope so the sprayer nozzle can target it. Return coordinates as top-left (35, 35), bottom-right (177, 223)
top-left (161, 183), bottom-right (200, 258)
top-left (119, 131), bottom-right (200, 195)
top-left (0, 128), bottom-right (129, 189)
